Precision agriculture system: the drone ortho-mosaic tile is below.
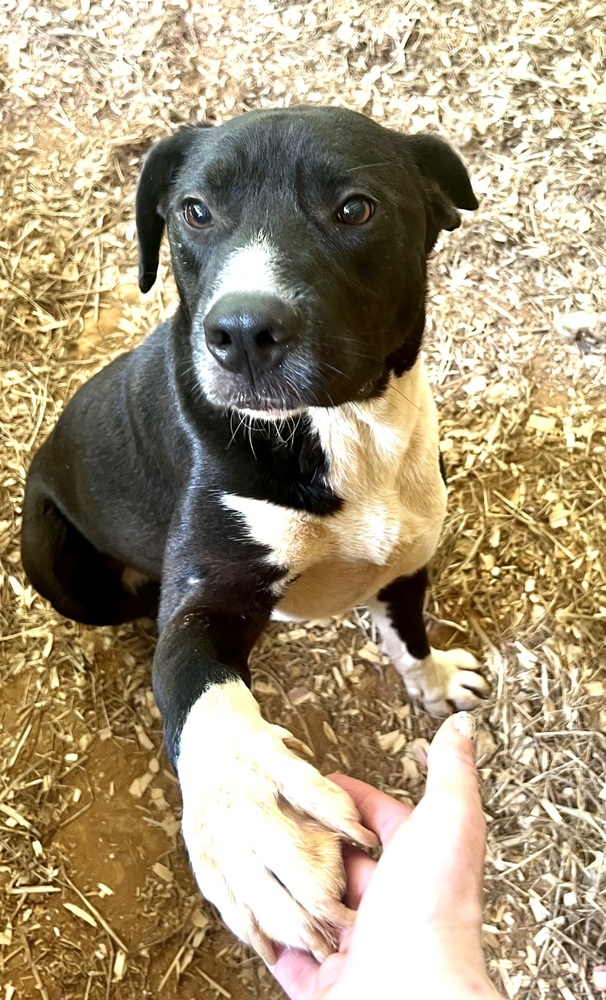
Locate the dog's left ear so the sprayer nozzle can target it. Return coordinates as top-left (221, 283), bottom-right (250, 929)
top-left (404, 134), bottom-right (478, 250)
top-left (136, 124), bottom-right (212, 293)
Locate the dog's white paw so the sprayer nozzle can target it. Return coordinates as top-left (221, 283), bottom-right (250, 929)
top-left (395, 647), bottom-right (489, 716)
top-left (177, 679), bottom-right (377, 963)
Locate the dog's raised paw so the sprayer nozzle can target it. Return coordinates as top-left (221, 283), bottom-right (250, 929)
top-left (177, 679), bottom-right (377, 962)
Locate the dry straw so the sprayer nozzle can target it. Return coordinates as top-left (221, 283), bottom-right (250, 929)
top-left (1, 0), bottom-right (605, 997)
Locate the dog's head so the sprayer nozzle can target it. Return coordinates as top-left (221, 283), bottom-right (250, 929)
top-left (136, 106), bottom-right (477, 415)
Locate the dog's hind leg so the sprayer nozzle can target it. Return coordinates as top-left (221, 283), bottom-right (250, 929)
top-left (368, 568), bottom-right (490, 715)
top-left (21, 482), bottom-right (159, 626)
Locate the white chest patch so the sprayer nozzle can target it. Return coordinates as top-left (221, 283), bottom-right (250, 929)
top-left (221, 361), bottom-right (447, 620)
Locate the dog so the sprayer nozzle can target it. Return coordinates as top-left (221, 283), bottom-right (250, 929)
top-left (21, 105), bottom-right (487, 963)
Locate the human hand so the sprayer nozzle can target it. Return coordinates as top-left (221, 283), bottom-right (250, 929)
top-left (271, 713), bottom-right (504, 1000)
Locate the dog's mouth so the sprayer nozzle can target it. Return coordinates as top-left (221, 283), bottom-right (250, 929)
top-left (224, 375), bottom-right (385, 417)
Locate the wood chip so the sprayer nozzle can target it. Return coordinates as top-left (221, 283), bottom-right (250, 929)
top-left (128, 772), bottom-right (153, 798)
top-left (152, 863), bottom-right (173, 883)
top-left (113, 949), bottom-right (127, 981)
top-left (64, 903), bottom-right (97, 928)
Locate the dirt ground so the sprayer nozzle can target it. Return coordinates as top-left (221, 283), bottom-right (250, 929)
top-left (1, 0), bottom-right (605, 997)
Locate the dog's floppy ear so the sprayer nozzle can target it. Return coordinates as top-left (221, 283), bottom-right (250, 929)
top-left (404, 134), bottom-right (478, 249)
top-left (136, 124), bottom-right (212, 293)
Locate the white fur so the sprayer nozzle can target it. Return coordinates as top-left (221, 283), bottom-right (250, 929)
top-left (221, 360), bottom-right (448, 620)
top-left (177, 679), bottom-right (376, 963)
top-left (369, 602), bottom-right (489, 714)
top-left (240, 406), bottom-right (307, 420)
top-left (204, 234), bottom-right (293, 314)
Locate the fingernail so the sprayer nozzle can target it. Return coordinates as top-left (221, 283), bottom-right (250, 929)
top-left (453, 711), bottom-right (476, 741)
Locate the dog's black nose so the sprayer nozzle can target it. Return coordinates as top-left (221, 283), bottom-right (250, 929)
top-left (204, 293), bottom-right (297, 376)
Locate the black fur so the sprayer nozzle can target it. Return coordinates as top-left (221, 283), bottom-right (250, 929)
top-left (377, 570), bottom-right (431, 661)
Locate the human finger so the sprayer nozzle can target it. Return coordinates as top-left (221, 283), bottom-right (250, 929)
top-left (271, 947), bottom-right (321, 1000)
top-left (272, 946), bottom-right (347, 1000)
top-left (341, 842), bottom-right (377, 909)
top-left (328, 773), bottom-right (412, 845)
top-left (425, 712), bottom-right (482, 807)
top-left (409, 712), bottom-right (485, 922)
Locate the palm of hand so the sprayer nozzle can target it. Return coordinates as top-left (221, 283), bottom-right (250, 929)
top-left (272, 718), bottom-right (502, 1000)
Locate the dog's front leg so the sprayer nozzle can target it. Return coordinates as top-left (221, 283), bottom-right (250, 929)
top-left (153, 592), bottom-right (376, 963)
top-left (369, 569), bottom-right (490, 715)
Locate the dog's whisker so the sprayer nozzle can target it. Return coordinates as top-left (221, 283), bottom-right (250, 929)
top-left (344, 161), bottom-right (392, 173)
top-left (389, 382), bottom-right (423, 413)
top-left (320, 361), bottom-right (348, 379)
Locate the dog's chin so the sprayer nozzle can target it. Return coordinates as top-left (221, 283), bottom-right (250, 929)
top-left (221, 387), bottom-right (378, 420)
top-left (239, 403), bottom-right (307, 421)
top-left (209, 391), bottom-right (309, 420)
top-left (240, 406), bottom-right (307, 421)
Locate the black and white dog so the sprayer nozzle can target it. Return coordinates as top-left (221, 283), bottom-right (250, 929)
top-left (21, 106), bottom-right (488, 962)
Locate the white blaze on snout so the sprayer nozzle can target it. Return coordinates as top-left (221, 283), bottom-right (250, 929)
top-left (194, 233), bottom-right (300, 405)
top-left (204, 233), bottom-right (293, 315)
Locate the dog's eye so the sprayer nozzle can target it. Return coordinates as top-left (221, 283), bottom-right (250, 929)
top-left (336, 197), bottom-right (374, 226)
top-left (183, 200), bottom-right (213, 229)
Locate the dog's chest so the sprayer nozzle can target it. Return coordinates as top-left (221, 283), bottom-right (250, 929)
top-left (222, 365), bottom-right (447, 618)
